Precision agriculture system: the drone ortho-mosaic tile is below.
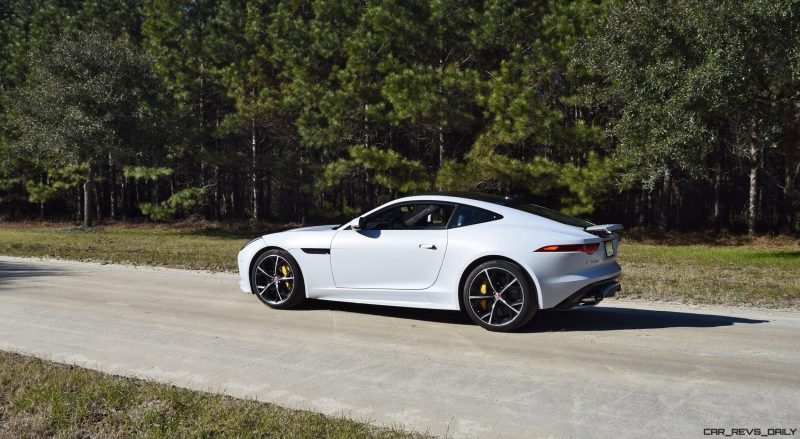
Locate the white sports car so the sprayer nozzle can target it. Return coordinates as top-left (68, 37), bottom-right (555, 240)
top-left (237, 192), bottom-right (622, 331)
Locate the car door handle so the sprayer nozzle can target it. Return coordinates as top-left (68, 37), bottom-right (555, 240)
top-left (419, 244), bottom-right (437, 250)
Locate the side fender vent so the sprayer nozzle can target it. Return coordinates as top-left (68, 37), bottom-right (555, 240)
top-left (301, 248), bottom-right (330, 255)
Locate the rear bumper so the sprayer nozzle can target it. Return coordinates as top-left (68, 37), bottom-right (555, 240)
top-left (552, 277), bottom-right (621, 310)
top-left (531, 258), bottom-right (621, 309)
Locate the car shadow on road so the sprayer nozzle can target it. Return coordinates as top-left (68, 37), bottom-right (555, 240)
top-left (300, 299), bottom-right (768, 331)
top-left (523, 306), bottom-right (768, 332)
top-left (0, 259), bottom-right (69, 289)
top-left (301, 299), bottom-right (473, 325)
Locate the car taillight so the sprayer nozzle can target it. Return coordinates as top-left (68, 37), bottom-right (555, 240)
top-left (535, 243), bottom-right (599, 254)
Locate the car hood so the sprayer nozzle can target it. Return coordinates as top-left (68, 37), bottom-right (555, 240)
top-left (286, 224), bottom-right (340, 232)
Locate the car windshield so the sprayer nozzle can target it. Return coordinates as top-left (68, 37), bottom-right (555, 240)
top-left (508, 203), bottom-right (594, 228)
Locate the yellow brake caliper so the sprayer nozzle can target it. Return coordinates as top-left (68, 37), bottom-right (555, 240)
top-left (479, 282), bottom-right (489, 310)
top-left (281, 265), bottom-right (292, 290)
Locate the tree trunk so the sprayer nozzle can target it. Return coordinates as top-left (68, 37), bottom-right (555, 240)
top-left (437, 57), bottom-right (445, 172)
top-left (121, 177), bottom-right (127, 220)
top-left (299, 165), bottom-right (307, 225)
top-left (363, 102), bottom-right (371, 210)
top-left (265, 162), bottom-right (272, 219)
top-left (364, 168), bottom-right (371, 210)
top-left (673, 179), bottom-right (681, 231)
top-left (96, 184), bottom-right (101, 221)
top-left (252, 118), bottom-right (258, 221)
top-left (713, 160), bottom-right (722, 234)
top-left (783, 161), bottom-right (796, 233)
top-left (83, 165), bottom-right (95, 228)
top-left (660, 168), bottom-right (672, 231)
top-left (214, 166), bottom-right (221, 220)
top-left (748, 141), bottom-right (758, 235)
top-left (109, 155), bottom-right (116, 220)
top-left (638, 187), bottom-right (647, 227)
top-left (364, 103), bottom-right (369, 149)
top-left (438, 126), bottom-right (445, 168)
top-left (78, 185), bottom-right (84, 222)
top-left (39, 173), bottom-right (45, 220)
top-left (134, 178), bottom-right (140, 214)
top-left (231, 188), bottom-right (236, 219)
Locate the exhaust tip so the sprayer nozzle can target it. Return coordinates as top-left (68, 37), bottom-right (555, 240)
top-left (601, 282), bottom-right (621, 298)
top-left (580, 294), bottom-right (601, 305)
top-left (580, 281), bottom-right (620, 305)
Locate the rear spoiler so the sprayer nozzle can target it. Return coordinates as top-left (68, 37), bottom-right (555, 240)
top-left (584, 224), bottom-right (624, 237)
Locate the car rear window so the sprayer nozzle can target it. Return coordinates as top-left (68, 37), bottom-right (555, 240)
top-left (509, 203), bottom-right (593, 228)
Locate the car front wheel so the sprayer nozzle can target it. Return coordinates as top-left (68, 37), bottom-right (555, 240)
top-left (463, 260), bottom-right (537, 331)
top-left (251, 249), bottom-right (305, 309)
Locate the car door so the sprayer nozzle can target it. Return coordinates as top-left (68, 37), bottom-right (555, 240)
top-left (330, 203), bottom-right (453, 290)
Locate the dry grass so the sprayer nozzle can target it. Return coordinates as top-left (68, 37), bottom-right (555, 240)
top-left (0, 222), bottom-right (798, 309)
top-left (617, 238), bottom-right (800, 309)
top-left (0, 222), bottom-right (260, 271)
top-left (0, 351), bottom-right (427, 438)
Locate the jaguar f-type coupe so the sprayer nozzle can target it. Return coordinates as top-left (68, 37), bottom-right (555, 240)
top-left (237, 192), bottom-right (622, 331)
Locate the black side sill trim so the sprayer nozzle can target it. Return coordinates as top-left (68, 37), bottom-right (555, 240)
top-left (301, 248), bottom-right (330, 254)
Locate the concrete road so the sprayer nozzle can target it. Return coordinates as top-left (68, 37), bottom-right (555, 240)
top-left (1, 256), bottom-right (798, 438)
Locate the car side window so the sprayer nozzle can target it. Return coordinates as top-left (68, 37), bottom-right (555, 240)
top-left (448, 205), bottom-right (503, 228)
top-left (364, 203), bottom-right (454, 230)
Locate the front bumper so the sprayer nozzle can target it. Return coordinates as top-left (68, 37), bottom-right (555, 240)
top-left (237, 237), bottom-right (267, 294)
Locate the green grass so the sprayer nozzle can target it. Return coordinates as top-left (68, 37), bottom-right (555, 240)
top-left (0, 351), bottom-right (427, 438)
top-left (618, 243), bottom-right (800, 308)
top-left (0, 223), bottom-right (798, 308)
top-left (0, 223), bottom-right (255, 271)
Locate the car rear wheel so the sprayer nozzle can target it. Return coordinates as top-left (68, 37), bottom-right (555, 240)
top-left (463, 260), bottom-right (537, 331)
top-left (251, 249), bottom-right (305, 309)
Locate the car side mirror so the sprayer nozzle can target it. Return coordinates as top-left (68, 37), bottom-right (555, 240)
top-left (353, 217), bottom-right (366, 231)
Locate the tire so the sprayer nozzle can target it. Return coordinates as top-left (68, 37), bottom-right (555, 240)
top-left (462, 260), bottom-right (537, 331)
top-left (250, 249), bottom-right (306, 309)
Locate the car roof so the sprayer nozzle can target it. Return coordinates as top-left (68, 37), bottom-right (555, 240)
top-left (413, 191), bottom-right (519, 206)
top-left (389, 192), bottom-right (594, 229)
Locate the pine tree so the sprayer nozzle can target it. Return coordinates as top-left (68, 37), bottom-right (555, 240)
top-left (8, 31), bottom-right (164, 227)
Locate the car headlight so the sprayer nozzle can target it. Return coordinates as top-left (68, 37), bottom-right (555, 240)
top-left (241, 237), bottom-right (261, 251)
